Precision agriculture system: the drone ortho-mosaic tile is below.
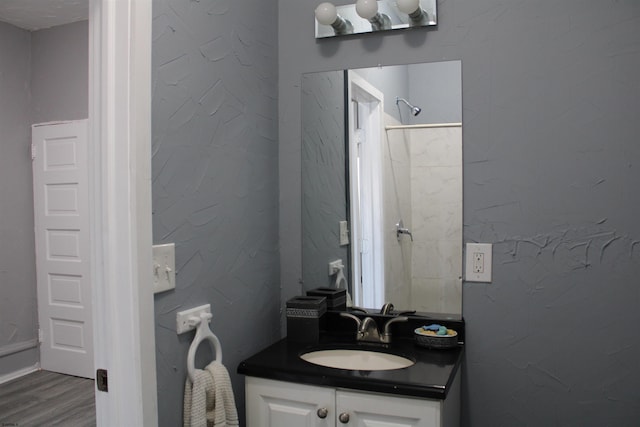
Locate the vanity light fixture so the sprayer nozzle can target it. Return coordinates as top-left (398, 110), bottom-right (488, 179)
top-left (314, 0), bottom-right (437, 39)
top-left (315, 2), bottom-right (354, 35)
top-left (355, 0), bottom-right (391, 31)
top-left (396, 0), bottom-right (428, 25)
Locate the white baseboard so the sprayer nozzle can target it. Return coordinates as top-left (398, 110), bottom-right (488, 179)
top-left (0, 363), bottom-right (40, 385)
top-left (0, 339), bottom-right (38, 358)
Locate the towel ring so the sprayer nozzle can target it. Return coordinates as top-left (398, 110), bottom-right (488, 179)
top-left (187, 312), bottom-right (222, 383)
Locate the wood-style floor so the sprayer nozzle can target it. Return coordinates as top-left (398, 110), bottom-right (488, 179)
top-left (0, 370), bottom-right (95, 426)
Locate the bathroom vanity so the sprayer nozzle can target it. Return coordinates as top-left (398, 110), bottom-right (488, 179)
top-left (245, 375), bottom-right (459, 426)
top-left (238, 313), bottom-right (463, 427)
top-left (270, 58), bottom-right (465, 426)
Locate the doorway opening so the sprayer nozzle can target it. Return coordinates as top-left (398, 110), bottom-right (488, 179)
top-left (347, 72), bottom-right (385, 309)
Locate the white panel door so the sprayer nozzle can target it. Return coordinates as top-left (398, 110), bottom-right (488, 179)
top-left (32, 120), bottom-right (94, 379)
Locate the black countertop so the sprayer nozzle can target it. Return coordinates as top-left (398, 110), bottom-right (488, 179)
top-left (237, 333), bottom-right (463, 400)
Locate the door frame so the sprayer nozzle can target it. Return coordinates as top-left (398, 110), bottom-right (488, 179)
top-left (89, 1), bottom-right (156, 425)
top-left (347, 72), bottom-right (385, 309)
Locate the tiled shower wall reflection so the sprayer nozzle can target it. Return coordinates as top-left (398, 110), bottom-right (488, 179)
top-left (410, 127), bottom-right (462, 314)
top-left (384, 124), bottom-right (462, 313)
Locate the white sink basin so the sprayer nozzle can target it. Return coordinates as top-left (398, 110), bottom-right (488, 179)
top-left (300, 349), bottom-right (415, 371)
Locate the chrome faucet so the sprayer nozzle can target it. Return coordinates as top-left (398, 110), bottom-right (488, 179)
top-left (340, 313), bottom-right (408, 344)
top-left (396, 219), bottom-right (413, 241)
top-left (360, 316), bottom-right (382, 342)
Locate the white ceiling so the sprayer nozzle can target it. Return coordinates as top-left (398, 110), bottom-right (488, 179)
top-left (0, 0), bottom-right (88, 31)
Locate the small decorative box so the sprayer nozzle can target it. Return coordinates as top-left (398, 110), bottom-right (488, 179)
top-left (306, 287), bottom-right (347, 310)
top-left (286, 296), bottom-right (327, 343)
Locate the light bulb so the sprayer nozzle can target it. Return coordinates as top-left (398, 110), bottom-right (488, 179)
top-left (315, 2), bottom-right (338, 26)
top-left (355, 0), bottom-right (379, 20)
top-left (396, 0), bottom-right (420, 14)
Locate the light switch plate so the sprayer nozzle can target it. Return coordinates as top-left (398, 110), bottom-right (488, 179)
top-left (153, 243), bottom-right (175, 293)
top-left (465, 243), bottom-right (492, 282)
top-left (339, 221), bottom-right (349, 246)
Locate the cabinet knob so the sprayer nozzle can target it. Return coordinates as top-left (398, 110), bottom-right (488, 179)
top-left (339, 412), bottom-right (350, 423)
top-left (317, 407), bottom-right (328, 419)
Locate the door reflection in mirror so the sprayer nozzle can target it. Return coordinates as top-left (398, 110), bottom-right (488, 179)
top-left (348, 72), bottom-right (385, 308)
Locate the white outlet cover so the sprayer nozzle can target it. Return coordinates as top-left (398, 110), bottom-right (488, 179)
top-left (465, 243), bottom-right (492, 282)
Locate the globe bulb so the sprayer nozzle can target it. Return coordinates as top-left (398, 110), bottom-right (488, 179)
top-left (396, 0), bottom-right (420, 14)
top-left (355, 0), bottom-right (379, 20)
top-left (315, 2), bottom-right (338, 26)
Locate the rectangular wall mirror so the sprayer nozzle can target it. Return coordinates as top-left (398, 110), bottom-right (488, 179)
top-left (301, 60), bottom-right (462, 315)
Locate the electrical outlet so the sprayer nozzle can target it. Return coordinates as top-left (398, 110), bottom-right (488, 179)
top-left (176, 304), bottom-right (211, 334)
top-left (466, 243), bottom-right (492, 282)
top-left (473, 252), bottom-right (484, 273)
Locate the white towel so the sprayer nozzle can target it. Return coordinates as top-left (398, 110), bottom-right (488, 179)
top-left (184, 362), bottom-right (238, 427)
top-left (183, 369), bottom-right (214, 427)
top-left (206, 363), bottom-right (239, 427)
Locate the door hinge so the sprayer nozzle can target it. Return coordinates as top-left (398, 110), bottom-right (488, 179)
top-left (38, 328), bottom-right (43, 343)
top-left (31, 144), bottom-right (37, 160)
top-left (96, 369), bottom-right (109, 392)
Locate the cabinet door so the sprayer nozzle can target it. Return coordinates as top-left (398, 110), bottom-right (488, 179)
top-left (336, 390), bottom-right (441, 427)
top-left (246, 377), bottom-right (335, 427)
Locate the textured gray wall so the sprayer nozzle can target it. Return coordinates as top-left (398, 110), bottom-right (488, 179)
top-left (301, 71), bottom-right (350, 291)
top-left (30, 21), bottom-right (88, 124)
top-left (0, 21), bottom-right (38, 378)
top-left (280, 1), bottom-right (640, 425)
top-left (409, 60), bottom-right (461, 124)
top-left (151, 0), bottom-right (279, 425)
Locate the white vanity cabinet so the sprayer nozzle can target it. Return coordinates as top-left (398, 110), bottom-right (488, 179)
top-left (246, 377), bottom-right (334, 426)
top-left (245, 375), bottom-right (460, 427)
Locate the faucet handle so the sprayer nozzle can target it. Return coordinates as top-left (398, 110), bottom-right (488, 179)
top-left (380, 302), bottom-right (395, 315)
top-left (396, 220), bottom-right (414, 241)
top-left (382, 316), bottom-right (409, 339)
top-left (386, 315), bottom-right (409, 325)
top-left (340, 312), bottom-right (362, 327)
top-left (340, 312), bottom-right (365, 340)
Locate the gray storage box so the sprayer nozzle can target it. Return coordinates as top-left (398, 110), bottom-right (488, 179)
top-left (306, 287), bottom-right (347, 310)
